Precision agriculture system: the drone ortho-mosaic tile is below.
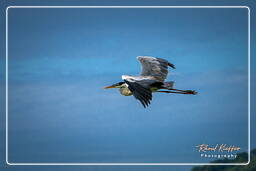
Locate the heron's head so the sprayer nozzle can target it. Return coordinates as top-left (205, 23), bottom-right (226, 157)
top-left (104, 82), bottom-right (125, 89)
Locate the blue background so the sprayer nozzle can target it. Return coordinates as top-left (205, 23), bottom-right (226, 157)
top-left (1, 0), bottom-right (256, 171)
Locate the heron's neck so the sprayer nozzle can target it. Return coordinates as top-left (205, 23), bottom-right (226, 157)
top-left (119, 84), bottom-right (132, 96)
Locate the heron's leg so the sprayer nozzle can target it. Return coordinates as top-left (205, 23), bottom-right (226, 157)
top-left (167, 88), bottom-right (197, 94)
top-left (156, 90), bottom-right (196, 94)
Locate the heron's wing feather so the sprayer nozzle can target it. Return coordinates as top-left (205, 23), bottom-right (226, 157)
top-left (124, 79), bottom-right (152, 108)
top-left (137, 56), bottom-right (175, 82)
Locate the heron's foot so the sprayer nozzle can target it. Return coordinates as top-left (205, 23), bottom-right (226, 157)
top-left (185, 90), bottom-right (198, 95)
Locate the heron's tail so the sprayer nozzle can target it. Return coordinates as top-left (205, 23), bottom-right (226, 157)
top-left (162, 81), bottom-right (174, 89)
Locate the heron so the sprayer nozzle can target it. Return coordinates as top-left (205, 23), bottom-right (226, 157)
top-left (104, 56), bottom-right (197, 108)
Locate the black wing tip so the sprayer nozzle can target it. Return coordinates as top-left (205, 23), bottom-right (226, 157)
top-left (168, 62), bottom-right (176, 69)
top-left (135, 92), bottom-right (151, 108)
top-left (141, 100), bottom-right (150, 108)
top-left (124, 79), bottom-right (152, 108)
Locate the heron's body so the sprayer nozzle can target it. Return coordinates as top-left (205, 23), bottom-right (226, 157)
top-left (104, 56), bottom-right (197, 108)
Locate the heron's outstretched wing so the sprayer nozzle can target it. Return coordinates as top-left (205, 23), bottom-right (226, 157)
top-left (137, 56), bottom-right (175, 82)
top-left (124, 79), bottom-right (152, 108)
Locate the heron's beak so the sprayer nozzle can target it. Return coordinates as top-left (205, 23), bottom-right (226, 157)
top-left (104, 85), bottom-right (117, 89)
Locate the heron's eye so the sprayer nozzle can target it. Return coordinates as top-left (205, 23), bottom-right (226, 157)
top-left (118, 82), bottom-right (124, 85)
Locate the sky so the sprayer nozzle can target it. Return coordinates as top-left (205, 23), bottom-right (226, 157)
top-left (0, 0), bottom-right (256, 171)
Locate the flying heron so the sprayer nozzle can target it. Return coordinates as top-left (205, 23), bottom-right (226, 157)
top-left (104, 56), bottom-right (197, 108)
